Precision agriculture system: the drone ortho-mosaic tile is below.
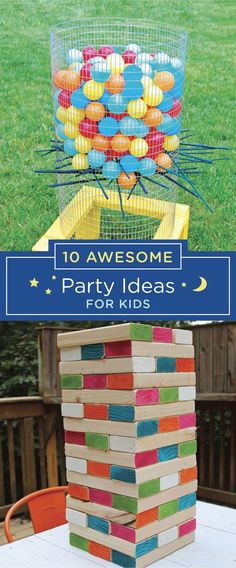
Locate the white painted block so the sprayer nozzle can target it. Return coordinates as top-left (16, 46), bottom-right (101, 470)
top-left (179, 386), bottom-right (196, 401)
top-left (110, 435), bottom-right (136, 454)
top-left (173, 329), bottom-right (193, 345)
top-left (158, 526), bottom-right (178, 547)
top-left (61, 403), bottom-right (84, 418)
top-left (132, 357), bottom-right (156, 373)
top-left (160, 472), bottom-right (179, 491)
top-left (66, 457), bottom-right (87, 474)
top-left (66, 508), bottom-right (87, 527)
top-left (61, 347), bottom-right (81, 361)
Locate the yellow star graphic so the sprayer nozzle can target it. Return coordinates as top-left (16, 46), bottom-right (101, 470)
top-left (52, 275), bottom-right (56, 280)
top-left (45, 288), bottom-right (52, 295)
top-left (181, 282), bottom-right (187, 288)
top-left (30, 278), bottom-right (39, 287)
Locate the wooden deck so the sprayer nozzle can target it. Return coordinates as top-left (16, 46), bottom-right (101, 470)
top-left (0, 518), bottom-right (33, 546)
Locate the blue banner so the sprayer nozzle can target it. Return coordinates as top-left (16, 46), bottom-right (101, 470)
top-left (0, 241), bottom-right (235, 320)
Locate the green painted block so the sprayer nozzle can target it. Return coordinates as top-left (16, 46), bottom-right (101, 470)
top-left (138, 478), bottom-right (160, 499)
top-left (85, 432), bottom-right (109, 451)
top-left (130, 323), bottom-right (152, 342)
top-left (179, 440), bottom-right (197, 457)
top-left (69, 532), bottom-right (88, 551)
top-left (159, 499), bottom-right (179, 520)
top-left (160, 387), bottom-right (179, 403)
top-left (60, 374), bottom-right (83, 389)
top-left (112, 493), bottom-right (138, 514)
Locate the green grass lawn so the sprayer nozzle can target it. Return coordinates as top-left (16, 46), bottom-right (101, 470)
top-left (1, 0), bottom-right (235, 251)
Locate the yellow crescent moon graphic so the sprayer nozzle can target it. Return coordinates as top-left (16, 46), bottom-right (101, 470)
top-left (193, 276), bottom-right (207, 292)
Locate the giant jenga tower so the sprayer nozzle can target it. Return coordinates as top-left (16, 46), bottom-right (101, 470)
top-left (58, 324), bottom-right (197, 567)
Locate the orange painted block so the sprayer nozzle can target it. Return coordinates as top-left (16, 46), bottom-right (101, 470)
top-left (89, 541), bottom-right (111, 561)
top-left (88, 461), bottom-right (110, 478)
top-left (68, 483), bottom-right (89, 501)
top-left (107, 373), bottom-right (134, 390)
top-left (159, 416), bottom-right (179, 433)
top-left (180, 466), bottom-right (198, 484)
top-left (134, 507), bottom-right (158, 529)
top-left (84, 404), bottom-right (108, 420)
top-left (176, 358), bottom-right (195, 372)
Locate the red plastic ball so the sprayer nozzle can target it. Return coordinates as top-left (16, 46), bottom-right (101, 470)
top-left (105, 148), bottom-right (116, 161)
top-left (82, 46), bottom-right (97, 62)
top-left (80, 63), bottom-right (93, 82)
top-left (109, 111), bottom-right (128, 121)
top-left (98, 45), bottom-right (115, 58)
top-left (145, 131), bottom-right (165, 158)
top-left (58, 89), bottom-right (73, 108)
top-left (122, 50), bottom-right (136, 64)
top-left (168, 98), bottom-right (182, 118)
top-left (79, 118), bottom-right (98, 139)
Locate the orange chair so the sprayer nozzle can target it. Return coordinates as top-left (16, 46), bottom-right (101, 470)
top-left (4, 486), bottom-right (68, 543)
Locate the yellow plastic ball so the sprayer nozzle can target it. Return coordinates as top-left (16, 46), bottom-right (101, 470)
top-left (106, 53), bottom-right (125, 74)
top-left (163, 135), bottom-right (180, 152)
top-left (64, 122), bottom-right (79, 139)
top-left (56, 106), bottom-right (68, 124)
top-left (72, 153), bottom-right (89, 170)
top-left (83, 80), bottom-right (104, 100)
top-left (141, 76), bottom-right (153, 89)
top-left (127, 98), bottom-right (147, 119)
top-left (67, 106), bottom-right (85, 125)
top-left (143, 85), bottom-right (163, 107)
top-left (130, 138), bottom-right (148, 158)
top-left (74, 134), bottom-right (92, 153)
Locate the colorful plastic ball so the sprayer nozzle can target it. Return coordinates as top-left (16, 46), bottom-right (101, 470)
top-left (93, 134), bottom-right (110, 152)
top-left (80, 62), bottom-right (93, 82)
top-left (69, 62), bottom-right (83, 74)
top-left (127, 98), bottom-right (147, 119)
top-left (143, 85), bottom-right (163, 107)
top-left (102, 161), bottom-right (121, 179)
top-left (58, 89), bottom-right (72, 108)
top-left (66, 49), bottom-right (83, 65)
top-left (146, 131), bottom-right (164, 157)
top-left (144, 108), bottom-right (162, 127)
top-left (53, 70), bottom-right (67, 89)
top-left (163, 135), bottom-right (180, 152)
top-left (54, 112), bottom-right (62, 125)
top-left (155, 152), bottom-right (172, 172)
top-left (168, 98), bottom-right (182, 118)
top-left (75, 134), bottom-right (92, 153)
top-left (108, 94), bottom-right (127, 114)
top-left (88, 148), bottom-right (106, 168)
top-left (53, 89), bottom-right (60, 107)
top-left (71, 88), bottom-right (90, 109)
top-left (126, 43), bottom-right (141, 54)
top-left (120, 154), bottom-right (139, 173)
top-left (106, 74), bottom-right (125, 94)
top-left (82, 46), bottom-right (97, 62)
top-left (119, 116), bottom-right (138, 136)
top-left (123, 81), bottom-right (144, 100)
top-left (135, 52), bottom-right (152, 65)
top-left (158, 93), bottom-right (174, 112)
top-left (111, 134), bottom-right (130, 153)
top-left (134, 119), bottom-right (149, 138)
top-left (130, 138), bottom-right (148, 158)
top-left (106, 53), bottom-right (125, 74)
top-left (98, 116), bottom-right (119, 137)
top-left (98, 45), bottom-right (115, 58)
top-left (154, 71), bottom-right (175, 92)
top-left (56, 106), bottom-right (68, 123)
top-left (157, 113), bottom-right (175, 134)
top-left (90, 61), bottom-right (110, 83)
top-left (64, 122), bottom-right (78, 139)
top-left (79, 118), bottom-right (98, 138)
top-left (83, 80), bottom-right (104, 101)
top-left (87, 56), bottom-right (104, 65)
top-left (63, 70), bottom-right (82, 90)
top-left (85, 101), bottom-right (105, 122)
top-left (141, 76), bottom-right (153, 88)
top-left (123, 64), bottom-right (142, 82)
top-left (138, 157), bottom-right (156, 176)
top-left (105, 148), bottom-right (116, 161)
top-left (122, 50), bottom-right (136, 64)
top-left (139, 63), bottom-right (154, 78)
top-left (98, 88), bottom-right (110, 106)
top-left (171, 57), bottom-right (182, 70)
top-left (169, 80), bottom-right (183, 99)
top-left (109, 111), bottom-right (128, 121)
top-left (64, 138), bottom-right (77, 156)
top-left (72, 153), bottom-right (89, 170)
top-left (55, 124), bottom-right (67, 141)
top-left (118, 170), bottom-right (137, 189)
top-left (67, 105), bottom-right (85, 125)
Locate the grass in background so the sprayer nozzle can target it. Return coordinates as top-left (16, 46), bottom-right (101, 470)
top-left (0, 0), bottom-right (235, 250)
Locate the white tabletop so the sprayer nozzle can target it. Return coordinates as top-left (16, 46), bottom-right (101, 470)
top-left (0, 501), bottom-right (236, 568)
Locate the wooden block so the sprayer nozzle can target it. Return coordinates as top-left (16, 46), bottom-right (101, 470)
top-left (179, 517), bottom-right (196, 537)
top-left (134, 455), bottom-right (196, 485)
top-left (66, 456), bottom-right (87, 474)
top-left (159, 387), bottom-right (178, 403)
top-left (67, 470), bottom-right (138, 498)
top-left (131, 342), bottom-right (194, 358)
top-left (179, 413), bottom-right (196, 429)
top-left (66, 442), bottom-right (137, 468)
top-left (158, 444), bottom-right (178, 462)
top-left (66, 508), bottom-right (87, 527)
top-left (84, 404), bottom-right (108, 420)
top-left (89, 540), bottom-right (111, 561)
top-left (153, 327), bottom-right (173, 343)
top-left (64, 416), bottom-right (137, 437)
top-left (113, 494), bottom-right (138, 514)
top-left (87, 461), bottom-right (110, 478)
top-left (156, 357), bottom-right (176, 373)
top-left (137, 420), bottom-right (158, 438)
top-left (134, 401), bottom-right (194, 421)
top-left (61, 347), bottom-right (81, 361)
top-left (176, 358), bottom-right (195, 372)
top-left (160, 473), bottom-right (179, 491)
top-left (110, 466), bottom-right (136, 484)
top-left (179, 386), bottom-right (196, 401)
top-left (108, 373), bottom-right (134, 390)
top-left (108, 372), bottom-right (196, 390)
top-left (88, 514), bottom-right (110, 534)
top-left (65, 431), bottom-right (85, 445)
top-left (158, 525), bottom-right (178, 547)
top-left (61, 403), bottom-right (83, 418)
top-left (158, 416), bottom-right (179, 433)
top-left (109, 405), bottom-right (135, 422)
top-left (110, 436), bottom-right (136, 453)
top-left (138, 479), bottom-right (160, 499)
top-left (81, 343), bottom-right (104, 360)
top-left (112, 550), bottom-right (136, 567)
top-left (68, 483), bottom-right (89, 501)
top-left (136, 536), bottom-right (157, 558)
top-left (57, 323), bottom-right (152, 348)
top-left (179, 492), bottom-right (196, 511)
top-left (90, 487), bottom-right (112, 507)
top-left (135, 388), bottom-right (159, 405)
top-left (179, 440), bottom-right (197, 458)
top-left (136, 427), bottom-right (196, 453)
top-left (180, 466), bottom-right (198, 484)
top-left (85, 432), bottom-right (109, 451)
top-left (69, 532), bottom-right (88, 551)
top-left (159, 499), bottom-right (178, 520)
top-left (83, 374), bottom-right (107, 389)
top-left (135, 508), bottom-right (158, 529)
top-left (67, 495), bottom-right (136, 525)
top-left (111, 522), bottom-right (136, 543)
top-left (60, 357), bottom-right (156, 375)
top-left (173, 329), bottom-right (193, 345)
top-left (135, 450), bottom-right (157, 469)
top-left (105, 340), bottom-right (132, 358)
top-left (60, 374), bottom-right (83, 389)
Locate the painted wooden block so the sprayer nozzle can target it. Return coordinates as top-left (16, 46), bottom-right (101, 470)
top-left (129, 323), bottom-right (152, 342)
top-left (64, 431), bottom-right (85, 445)
top-left (69, 532), bottom-right (88, 551)
top-left (83, 374), bottom-right (107, 389)
top-left (153, 327), bottom-right (173, 343)
top-left (58, 323), bottom-right (153, 348)
top-left (66, 456), bottom-right (87, 474)
top-left (158, 416), bottom-right (179, 433)
top-left (108, 371), bottom-right (196, 390)
top-left (109, 405), bottom-right (135, 422)
top-left (135, 388), bottom-right (159, 405)
top-left (84, 404), bottom-right (108, 420)
top-left (138, 478), bottom-right (160, 499)
top-left (110, 466), bottom-right (136, 485)
top-left (85, 432), bottom-right (109, 451)
top-left (89, 488), bottom-right (112, 507)
top-left (81, 343), bottom-right (104, 360)
top-left (110, 436), bottom-right (136, 453)
top-left (137, 420), bottom-right (158, 438)
top-left (61, 347), bottom-right (81, 361)
top-left (173, 329), bottom-right (193, 345)
top-left (179, 386), bottom-right (196, 401)
top-left (176, 358), bottom-right (195, 372)
top-left (179, 518), bottom-right (196, 537)
top-left (89, 540), bottom-right (111, 561)
top-left (60, 356), bottom-right (156, 375)
top-left (159, 387), bottom-right (178, 404)
top-left (179, 440), bottom-right (197, 458)
top-left (112, 494), bottom-right (138, 514)
top-left (61, 403), bottom-right (83, 418)
top-left (179, 413), bottom-right (196, 429)
top-left (159, 499), bottom-right (178, 520)
top-left (179, 492), bottom-right (196, 511)
top-left (107, 373), bottom-right (134, 390)
top-left (158, 526), bottom-right (178, 547)
top-left (61, 374), bottom-right (83, 389)
top-left (68, 483), bottom-right (89, 501)
top-left (180, 466), bottom-right (198, 484)
top-left (135, 401), bottom-right (194, 421)
top-left (156, 357), bottom-right (176, 373)
top-left (136, 536), bottom-right (157, 558)
top-left (135, 450), bottom-right (157, 468)
top-left (135, 508), bottom-right (158, 529)
top-left (160, 473), bottom-right (179, 491)
top-left (66, 496), bottom-right (136, 525)
top-left (66, 508), bottom-right (87, 527)
top-left (111, 522), bottom-right (136, 544)
top-left (112, 550), bottom-right (136, 567)
top-left (131, 342), bottom-right (194, 358)
top-left (87, 461), bottom-right (110, 479)
top-left (105, 340), bottom-right (132, 358)
top-left (64, 416), bottom-right (137, 437)
top-left (88, 514), bottom-right (110, 534)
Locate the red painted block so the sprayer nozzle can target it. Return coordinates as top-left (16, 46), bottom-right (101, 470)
top-left (153, 327), bottom-right (173, 343)
top-left (179, 518), bottom-right (196, 537)
top-left (135, 507), bottom-right (158, 529)
top-left (84, 374), bottom-right (107, 389)
top-left (176, 358), bottom-right (195, 372)
top-left (136, 388), bottom-right (159, 405)
top-left (89, 541), bottom-right (111, 561)
top-left (64, 431), bottom-right (85, 445)
top-left (107, 373), bottom-right (134, 390)
top-left (111, 522), bottom-right (136, 543)
top-left (89, 488), bottom-right (112, 507)
top-left (159, 416), bottom-right (179, 433)
top-left (105, 340), bottom-right (132, 358)
top-left (84, 404), bottom-right (108, 420)
top-left (68, 483), bottom-right (89, 501)
top-left (135, 449), bottom-right (157, 468)
top-left (179, 413), bottom-right (196, 429)
top-left (87, 461), bottom-right (110, 478)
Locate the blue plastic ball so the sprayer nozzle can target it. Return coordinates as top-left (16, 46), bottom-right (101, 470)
top-left (64, 139), bottom-right (77, 156)
top-left (119, 116), bottom-right (138, 136)
top-left (157, 114), bottom-right (180, 135)
top-left (134, 119), bottom-right (149, 138)
top-left (102, 161), bottom-right (121, 179)
top-left (120, 154), bottom-right (139, 173)
top-left (123, 64), bottom-right (143, 82)
top-left (98, 88), bottom-right (110, 106)
top-left (71, 88), bottom-right (90, 109)
top-left (98, 116), bottom-right (119, 136)
top-left (54, 112), bottom-right (62, 125)
top-left (138, 157), bottom-right (156, 176)
top-left (139, 63), bottom-right (154, 78)
top-left (66, 49), bottom-right (83, 65)
top-left (169, 79), bottom-right (184, 99)
top-left (56, 125), bottom-right (67, 141)
top-left (158, 93), bottom-right (174, 112)
top-left (88, 149), bottom-right (106, 168)
top-left (107, 94), bottom-right (127, 114)
top-left (123, 81), bottom-right (144, 100)
top-left (90, 61), bottom-right (110, 83)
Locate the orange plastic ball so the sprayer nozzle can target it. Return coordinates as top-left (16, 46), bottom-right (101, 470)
top-left (106, 74), bottom-right (125, 94)
top-left (153, 71), bottom-right (175, 92)
top-left (53, 69), bottom-right (81, 90)
top-left (111, 134), bottom-right (130, 154)
top-left (86, 102), bottom-right (106, 122)
top-left (144, 107), bottom-right (163, 127)
top-left (155, 152), bottom-right (172, 172)
top-left (118, 171), bottom-right (137, 189)
top-left (92, 134), bottom-right (110, 152)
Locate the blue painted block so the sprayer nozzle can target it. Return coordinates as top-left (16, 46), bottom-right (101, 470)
top-left (110, 465), bottom-right (136, 484)
top-left (136, 536), bottom-right (158, 558)
top-left (109, 405), bottom-right (135, 422)
top-left (137, 420), bottom-right (158, 437)
top-left (158, 444), bottom-right (178, 462)
top-left (88, 514), bottom-right (110, 534)
top-left (156, 357), bottom-right (176, 373)
top-left (179, 492), bottom-right (197, 511)
top-left (81, 343), bottom-right (104, 360)
top-left (112, 550), bottom-right (136, 567)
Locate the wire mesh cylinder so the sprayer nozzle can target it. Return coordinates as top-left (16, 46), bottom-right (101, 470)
top-left (51, 19), bottom-right (187, 240)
